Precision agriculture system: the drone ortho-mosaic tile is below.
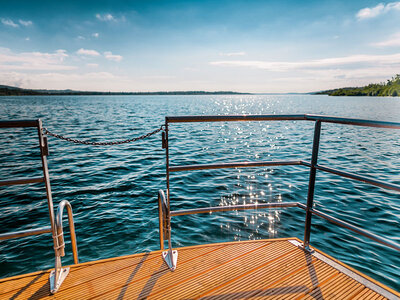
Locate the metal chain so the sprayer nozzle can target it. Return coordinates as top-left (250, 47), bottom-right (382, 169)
top-left (43, 125), bottom-right (164, 146)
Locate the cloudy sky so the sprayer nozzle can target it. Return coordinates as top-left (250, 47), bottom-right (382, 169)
top-left (1, 0), bottom-right (400, 92)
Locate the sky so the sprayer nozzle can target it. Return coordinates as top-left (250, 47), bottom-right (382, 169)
top-left (1, 0), bottom-right (400, 93)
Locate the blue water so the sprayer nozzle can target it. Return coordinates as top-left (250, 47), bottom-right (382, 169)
top-left (0, 95), bottom-right (399, 290)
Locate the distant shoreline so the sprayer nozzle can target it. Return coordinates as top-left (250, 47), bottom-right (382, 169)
top-left (0, 85), bottom-right (251, 96)
top-left (314, 75), bottom-right (400, 97)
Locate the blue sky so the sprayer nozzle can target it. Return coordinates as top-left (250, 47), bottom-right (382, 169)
top-left (1, 0), bottom-right (400, 92)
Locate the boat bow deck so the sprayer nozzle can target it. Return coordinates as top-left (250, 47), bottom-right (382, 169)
top-left (0, 238), bottom-right (398, 299)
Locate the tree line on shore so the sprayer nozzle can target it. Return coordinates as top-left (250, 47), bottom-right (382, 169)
top-left (0, 85), bottom-right (248, 96)
top-left (316, 75), bottom-right (400, 96)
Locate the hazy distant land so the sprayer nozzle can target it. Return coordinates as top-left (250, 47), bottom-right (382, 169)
top-left (2, 74), bottom-right (400, 97)
top-left (0, 85), bottom-right (250, 96)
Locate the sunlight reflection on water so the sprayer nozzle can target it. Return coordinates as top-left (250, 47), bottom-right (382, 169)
top-left (0, 94), bottom-right (399, 290)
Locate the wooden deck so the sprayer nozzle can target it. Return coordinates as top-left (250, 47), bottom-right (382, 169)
top-left (0, 238), bottom-right (398, 299)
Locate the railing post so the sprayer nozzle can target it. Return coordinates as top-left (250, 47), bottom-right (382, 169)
top-left (164, 119), bottom-right (170, 210)
top-left (158, 190), bottom-right (164, 250)
top-left (303, 120), bottom-right (322, 250)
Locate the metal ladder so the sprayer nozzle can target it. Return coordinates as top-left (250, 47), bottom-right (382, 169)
top-left (0, 119), bottom-right (78, 294)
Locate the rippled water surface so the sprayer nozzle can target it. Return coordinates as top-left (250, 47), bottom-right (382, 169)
top-left (0, 95), bottom-right (399, 290)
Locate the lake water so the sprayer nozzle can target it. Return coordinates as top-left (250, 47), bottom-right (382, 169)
top-left (0, 95), bottom-right (399, 290)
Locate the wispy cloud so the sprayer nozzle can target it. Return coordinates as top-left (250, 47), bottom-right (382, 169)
top-left (219, 52), bottom-right (246, 57)
top-left (0, 48), bottom-right (74, 71)
top-left (356, 2), bottom-right (400, 20)
top-left (104, 51), bottom-right (122, 62)
top-left (0, 18), bottom-right (33, 27)
top-left (371, 32), bottom-right (400, 47)
top-left (76, 48), bottom-right (101, 56)
top-left (96, 13), bottom-right (115, 21)
top-left (1, 18), bottom-right (19, 28)
top-left (0, 71), bottom-right (129, 91)
top-left (96, 13), bottom-right (126, 23)
top-left (210, 53), bottom-right (400, 71)
top-left (19, 19), bottom-right (32, 26)
top-left (92, 32), bottom-right (99, 38)
top-left (86, 63), bottom-right (99, 67)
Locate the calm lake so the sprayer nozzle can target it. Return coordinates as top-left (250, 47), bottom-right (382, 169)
top-left (0, 94), bottom-right (399, 290)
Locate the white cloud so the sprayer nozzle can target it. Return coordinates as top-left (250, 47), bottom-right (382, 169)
top-left (209, 53), bottom-right (400, 92)
top-left (210, 53), bottom-right (400, 71)
top-left (371, 32), bottom-right (400, 47)
top-left (25, 37), bottom-right (30, 41)
top-left (220, 52), bottom-right (246, 57)
top-left (0, 71), bottom-right (130, 91)
top-left (96, 13), bottom-right (115, 21)
top-left (0, 48), bottom-right (74, 71)
top-left (356, 2), bottom-right (400, 20)
top-left (1, 18), bottom-right (19, 28)
top-left (19, 19), bottom-right (32, 26)
top-left (104, 51), bottom-right (123, 62)
top-left (77, 35), bottom-right (85, 40)
top-left (86, 63), bottom-right (99, 67)
top-left (92, 32), bottom-right (99, 38)
top-left (76, 48), bottom-right (101, 56)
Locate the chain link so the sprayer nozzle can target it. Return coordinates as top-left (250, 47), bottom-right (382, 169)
top-left (43, 125), bottom-right (164, 146)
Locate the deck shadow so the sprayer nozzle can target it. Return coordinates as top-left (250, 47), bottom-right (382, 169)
top-left (198, 285), bottom-right (309, 299)
top-left (117, 252), bottom-right (150, 300)
top-left (8, 272), bottom-right (45, 300)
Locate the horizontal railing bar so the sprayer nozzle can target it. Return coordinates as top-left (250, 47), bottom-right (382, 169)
top-left (169, 160), bottom-right (303, 172)
top-left (170, 202), bottom-right (301, 216)
top-left (305, 114), bottom-right (400, 129)
top-left (0, 120), bottom-right (39, 128)
top-left (165, 114), bottom-right (400, 129)
top-left (166, 114), bottom-right (306, 123)
top-left (0, 227), bottom-right (52, 241)
top-left (301, 162), bottom-right (400, 192)
top-left (310, 208), bottom-right (400, 252)
top-left (0, 177), bottom-right (45, 187)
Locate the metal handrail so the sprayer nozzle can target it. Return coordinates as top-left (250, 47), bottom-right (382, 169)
top-left (166, 114), bottom-right (400, 129)
top-left (50, 200), bottom-right (78, 294)
top-left (0, 120), bottom-right (40, 128)
top-left (165, 200), bottom-right (400, 252)
top-left (168, 160), bottom-right (400, 192)
top-left (0, 120), bottom-right (77, 294)
top-left (170, 202), bottom-right (301, 216)
top-left (0, 227), bottom-right (52, 241)
top-left (159, 114), bottom-right (400, 270)
top-left (158, 190), bottom-right (177, 271)
top-left (55, 200), bottom-right (79, 263)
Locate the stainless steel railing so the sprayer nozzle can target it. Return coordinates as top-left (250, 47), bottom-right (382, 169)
top-left (0, 120), bottom-right (78, 294)
top-left (158, 114), bottom-right (400, 270)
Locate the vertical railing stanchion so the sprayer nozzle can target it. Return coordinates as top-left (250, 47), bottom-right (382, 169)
top-left (158, 191), bottom-right (164, 250)
top-left (164, 119), bottom-right (170, 212)
top-left (303, 120), bottom-right (322, 250)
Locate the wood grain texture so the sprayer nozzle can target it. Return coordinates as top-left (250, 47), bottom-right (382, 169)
top-left (0, 238), bottom-right (397, 299)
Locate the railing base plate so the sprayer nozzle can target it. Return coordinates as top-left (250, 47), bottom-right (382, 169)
top-left (162, 249), bottom-right (178, 271)
top-left (49, 267), bottom-right (69, 294)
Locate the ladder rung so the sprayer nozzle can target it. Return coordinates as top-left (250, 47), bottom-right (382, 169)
top-left (0, 177), bottom-right (45, 186)
top-left (0, 227), bottom-right (52, 240)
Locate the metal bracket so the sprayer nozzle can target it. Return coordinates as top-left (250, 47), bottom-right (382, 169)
top-left (162, 131), bottom-right (167, 149)
top-left (162, 249), bottom-right (178, 271)
top-left (49, 267), bottom-right (69, 294)
top-left (303, 244), bottom-right (315, 253)
top-left (42, 136), bottom-right (49, 156)
top-left (288, 239), bottom-right (314, 253)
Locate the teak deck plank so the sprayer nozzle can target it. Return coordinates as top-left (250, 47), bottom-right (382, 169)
top-left (0, 238), bottom-right (398, 299)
